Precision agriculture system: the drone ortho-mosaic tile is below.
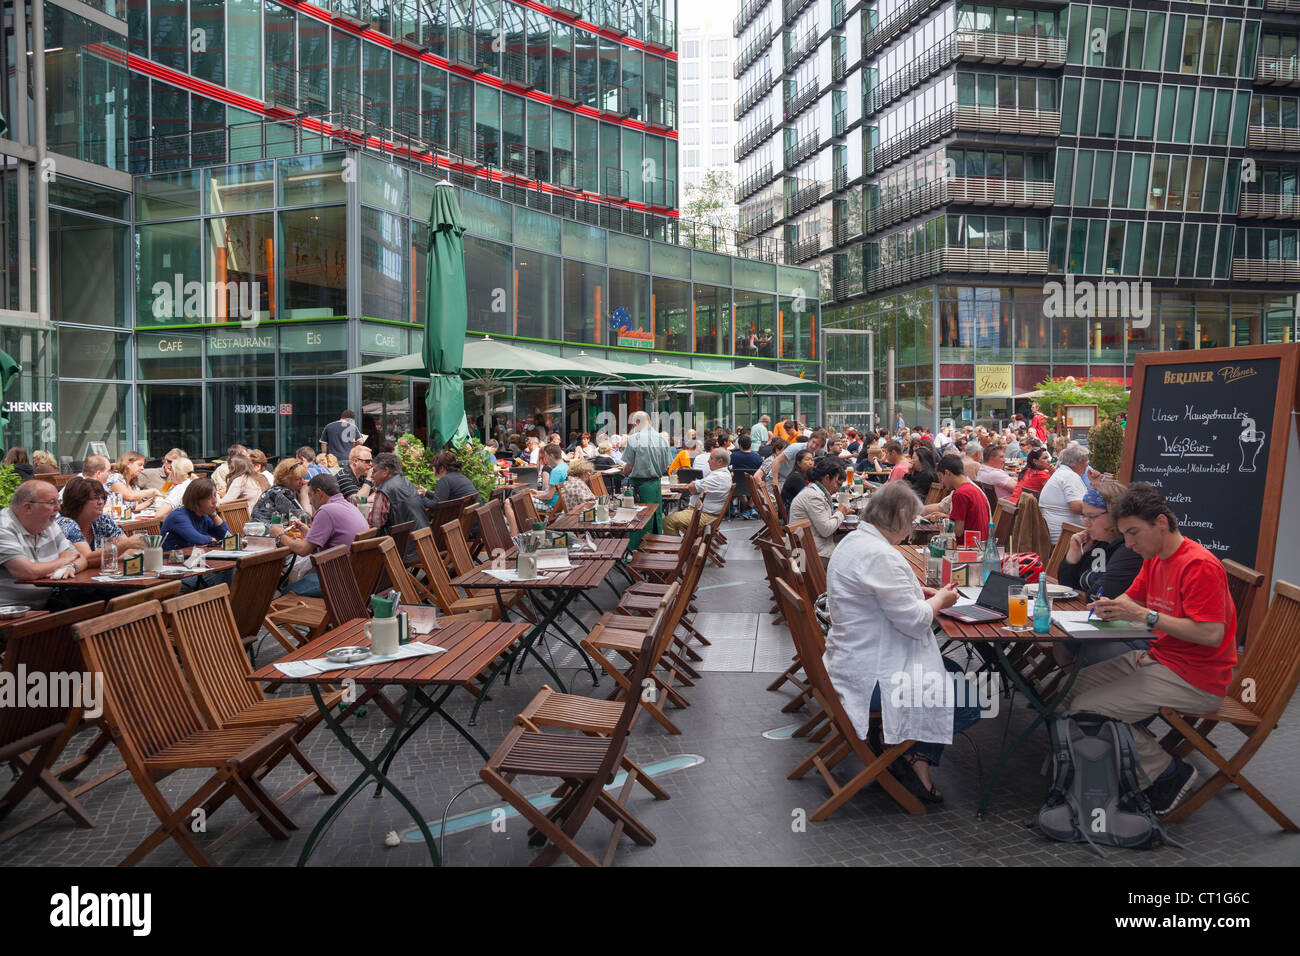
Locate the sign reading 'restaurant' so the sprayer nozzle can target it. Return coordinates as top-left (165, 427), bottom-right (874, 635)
top-left (1126, 356), bottom-right (1280, 568)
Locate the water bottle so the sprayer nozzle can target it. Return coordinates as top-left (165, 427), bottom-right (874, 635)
top-left (103, 539), bottom-right (119, 575)
top-left (980, 520), bottom-right (1000, 584)
top-left (1033, 573), bottom-right (1052, 634)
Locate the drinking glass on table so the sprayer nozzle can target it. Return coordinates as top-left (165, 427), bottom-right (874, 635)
top-left (1007, 585), bottom-right (1029, 630)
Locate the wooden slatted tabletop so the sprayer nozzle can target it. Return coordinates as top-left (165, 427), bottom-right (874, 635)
top-left (548, 504), bottom-right (657, 535)
top-left (248, 616), bottom-right (529, 687)
top-left (503, 537), bottom-right (628, 562)
top-left (451, 556), bottom-right (618, 592)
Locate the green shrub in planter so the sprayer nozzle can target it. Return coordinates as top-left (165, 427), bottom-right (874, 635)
top-left (1088, 420), bottom-right (1125, 477)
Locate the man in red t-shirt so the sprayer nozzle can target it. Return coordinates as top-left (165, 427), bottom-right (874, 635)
top-left (930, 453), bottom-right (990, 540)
top-left (1066, 483), bottom-right (1234, 816)
top-left (884, 440), bottom-right (910, 483)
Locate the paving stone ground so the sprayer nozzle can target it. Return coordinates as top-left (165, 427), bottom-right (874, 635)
top-left (3, 519), bottom-right (1298, 867)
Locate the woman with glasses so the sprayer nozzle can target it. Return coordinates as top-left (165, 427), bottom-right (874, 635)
top-left (1010, 447), bottom-right (1052, 502)
top-left (55, 477), bottom-right (147, 568)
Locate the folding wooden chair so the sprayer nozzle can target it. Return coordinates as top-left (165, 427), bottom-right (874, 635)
top-left (975, 481), bottom-right (998, 514)
top-left (775, 579), bottom-right (926, 819)
top-left (513, 594), bottom-right (677, 856)
top-left (587, 473), bottom-right (609, 498)
top-left (993, 498), bottom-right (1016, 552)
top-left (430, 494), bottom-right (478, 557)
top-left (161, 585), bottom-right (339, 804)
top-left (350, 535), bottom-right (391, 596)
top-left (73, 602), bottom-right (303, 865)
top-left (227, 547), bottom-right (293, 649)
top-left (0, 604), bottom-right (113, 842)
top-left (925, 481), bottom-right (944, 506)
top-left (471, 498), bottom-right (514, 557)
top-left (582, 549), bottom-right (705, 734)
top-left (409, 526), bottom-right (512, 618)
top-left (311, 544), bottom-right (371, 627)
top-left (509, 489), bottom-right (541, 529)
top-left (217, 499), bottom-right (249, 535)
top-left (636, 503), bottom-right (703, 553)
top-left (479, 605), bottom-right (667, 866)
top-left (126, 517), bottom-right (162, 537)
top-left (1158, 580), bottom-right (1300, 830)
top-left (353, 526), bottom-right (378, 541)
top-left (1222, 559), bottom-right (1265, 647)
top-left (105, 580), bottom-right (181, 612)
top-left (1044, 521), bottom-right (1084, 580)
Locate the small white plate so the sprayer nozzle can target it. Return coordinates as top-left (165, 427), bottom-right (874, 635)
top-left (0, 604), bottom-right (30, 618)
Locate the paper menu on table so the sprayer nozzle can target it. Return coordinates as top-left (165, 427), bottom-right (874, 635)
top-left (1051, 610), bottom-right (1150, 639)
top-left (612, 507), bottom-right (641, 523)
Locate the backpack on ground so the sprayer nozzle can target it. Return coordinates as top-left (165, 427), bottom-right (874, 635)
top-left (1030, 712), bottom-right (1180, 856)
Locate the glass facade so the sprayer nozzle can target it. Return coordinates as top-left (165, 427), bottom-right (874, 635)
top-left (0, 0), bottom-right (825, 460)
top-left (732, 0), bottom-right (1300, 428)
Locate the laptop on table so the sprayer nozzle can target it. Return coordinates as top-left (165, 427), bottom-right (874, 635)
top-left (939, 570), bottom-right (1020, 624)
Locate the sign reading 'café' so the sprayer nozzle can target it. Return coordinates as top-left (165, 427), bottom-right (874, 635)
top-left (1122, 344), bottom-right (1299, 583)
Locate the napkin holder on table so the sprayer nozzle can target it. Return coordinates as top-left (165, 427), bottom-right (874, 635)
top-left (121, 552), bottom-right (145, 577)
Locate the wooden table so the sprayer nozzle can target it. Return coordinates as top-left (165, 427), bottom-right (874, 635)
top-left (548, 503), bottom-right (658, 536)
top-left (0, 609), bottom-right (50, 643)
top-left (16, 551), bottom-right (239, 590)
top-left (248, 615), bottom-right (529, 866)
top-left (894, 543), bottom-right (1088, 818)
top-left (451, 557), bottom-right (619, 721)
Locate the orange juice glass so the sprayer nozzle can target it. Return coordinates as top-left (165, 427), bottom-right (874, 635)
top-left (1008, 586), bottom-right (1029, 627)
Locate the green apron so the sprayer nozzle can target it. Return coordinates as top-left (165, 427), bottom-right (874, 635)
top-left (631, 476), bottom-right (663, 541)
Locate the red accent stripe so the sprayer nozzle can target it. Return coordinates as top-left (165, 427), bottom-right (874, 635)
top-left (124, 51), bottom-right (678, 217)
top-left (276, 0), bottom-right (675, 133)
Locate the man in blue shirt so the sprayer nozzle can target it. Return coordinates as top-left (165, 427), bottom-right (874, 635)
top-left (729, 435), bottom-right (765, 519)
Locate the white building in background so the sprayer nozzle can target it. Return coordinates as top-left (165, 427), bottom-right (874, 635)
top-left (676, 12), bottom-right (737, 226)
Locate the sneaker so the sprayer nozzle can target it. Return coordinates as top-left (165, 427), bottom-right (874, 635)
top-left (1144, 757), bottom-right (1198, 815)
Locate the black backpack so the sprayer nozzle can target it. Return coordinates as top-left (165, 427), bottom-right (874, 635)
top-left (1031, 712), bottom-right (1181, 857)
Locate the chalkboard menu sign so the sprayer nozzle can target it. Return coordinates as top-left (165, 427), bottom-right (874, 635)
top-left (1122, 345), bottom-right (1300, 584)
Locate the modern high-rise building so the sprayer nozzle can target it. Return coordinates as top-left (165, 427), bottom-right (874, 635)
top-left (0, 0), bottom-right (820, 463)
top-left (677, 13), bottom-right (738, 206)
top-left (735, 0), bottom-right (1299, 430)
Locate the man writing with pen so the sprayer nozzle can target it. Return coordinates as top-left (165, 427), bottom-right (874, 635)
top-left (1058, 483), bottom-right (1236, 817)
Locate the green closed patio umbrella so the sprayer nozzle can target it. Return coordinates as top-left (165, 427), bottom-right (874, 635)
top-left (422, 181), bottom-right (471, 449)
top-left (0, 348), bottom-right (20, 429)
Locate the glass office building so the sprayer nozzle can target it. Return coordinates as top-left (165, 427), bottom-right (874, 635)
top-left (1, 0), bottom-right (820, 462)
top-left (735, 0), bottom-right (1299, 429)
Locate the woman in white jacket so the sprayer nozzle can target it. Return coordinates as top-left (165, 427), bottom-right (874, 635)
top-left (823, 481), bottom-right (978, 804)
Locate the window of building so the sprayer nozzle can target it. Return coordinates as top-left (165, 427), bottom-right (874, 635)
top-left (684, 40), bottom-right (700, 58)
top-left (711, 83), bottom-right (729, 100)
top-left (711, 60), bottom-right (728, 78)
top-left (684, 84), bottom-right (700, 102)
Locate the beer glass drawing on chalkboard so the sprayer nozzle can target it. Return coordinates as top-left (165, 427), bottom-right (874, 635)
top-left (1238, 416), bottom-right (1266, 473)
